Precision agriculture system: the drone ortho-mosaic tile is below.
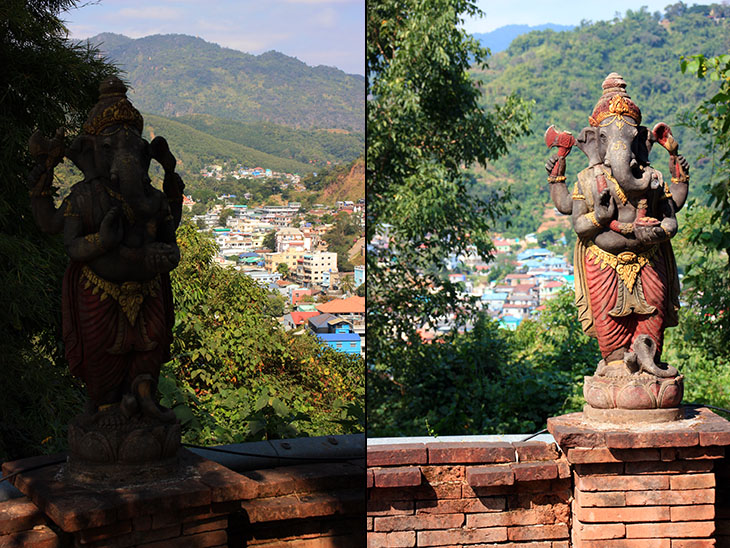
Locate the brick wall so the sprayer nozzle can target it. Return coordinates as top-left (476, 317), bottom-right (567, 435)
top-left (0, 449), bottom-right (365, 548)
top-left (367, 440), bottom-right (572, 547)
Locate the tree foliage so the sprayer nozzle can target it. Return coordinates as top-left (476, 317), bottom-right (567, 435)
top-left (368, 289), bottom-right (599, 436)
top-left (367, 0), bottom-right (532, 413)
top-left (165, 224), bottom-right (364, 443)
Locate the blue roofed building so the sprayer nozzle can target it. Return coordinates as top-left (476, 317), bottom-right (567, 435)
top-left (316, 332), bottom-right (362, 355)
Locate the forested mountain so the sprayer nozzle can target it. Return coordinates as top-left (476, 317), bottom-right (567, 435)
top-left (86, 33), bottom-right (364, 132)
top-left (142, 114), bottom-right (313, 174)
top-left (173, 114), bottom-right (364, 166)
top-left (472, 23), bottom-right (574, 53)
top-left (472, 5), bottom-right (730, 237)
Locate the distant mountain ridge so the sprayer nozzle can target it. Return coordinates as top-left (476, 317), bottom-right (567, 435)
top-left (472, 23), bottom-right (575, 53)
top-left (86, 33), bottom-right (364, 132)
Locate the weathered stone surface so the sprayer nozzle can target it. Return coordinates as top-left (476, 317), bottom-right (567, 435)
top-left (0, 497), bottom-right (46, 535)
top-left (427, 442), bottom-right (515, 464)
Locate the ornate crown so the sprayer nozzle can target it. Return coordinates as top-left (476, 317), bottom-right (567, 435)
top-left (588, 73), bottom-right (642, 127)
top-left (83, 77), bottom-right (144, 135)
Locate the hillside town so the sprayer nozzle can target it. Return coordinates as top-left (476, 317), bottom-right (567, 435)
top-left (187, 195), bottom-right (365, 356)
top-left (370, 225), bottom-right (574, 341)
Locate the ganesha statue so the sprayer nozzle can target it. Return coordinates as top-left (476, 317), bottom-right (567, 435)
top-left (545, 73), bottom-right (690, 422)
top-left (27, 76), bottom-right (185, 479)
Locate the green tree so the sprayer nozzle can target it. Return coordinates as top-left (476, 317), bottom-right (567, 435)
top-left (660, 53), bottom-right (730, 407)
top-left (218, 207), bottom-right (235, 226)
top-left (262, 230), bottom-right (277, 251)
top-left (0, 0), bottom-right (118, 459)
top-left (276, 262), bottom-right (290, 279)
top-left (366, 0), bottom-right (531, 435)
top-left (165, 224), bottom-right (364, 443)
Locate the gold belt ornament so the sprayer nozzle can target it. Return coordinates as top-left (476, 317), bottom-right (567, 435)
top-left (82, 266), bottom-right (160, 325)
top-left (585, 244), bottom-right (657, 293)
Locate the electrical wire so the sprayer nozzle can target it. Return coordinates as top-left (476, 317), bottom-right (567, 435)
top-left (181, 442), bottom-right (362, 462)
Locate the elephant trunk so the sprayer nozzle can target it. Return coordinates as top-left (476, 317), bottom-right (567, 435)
top-left (110, 152), bottom-right (152, 213)
top-left (605, 147), bottom-right (652, 194)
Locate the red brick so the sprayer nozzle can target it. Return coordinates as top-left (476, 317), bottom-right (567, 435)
top-left (133, 515), bottom-right (153, 531)
top-left (547, 413), bottom-right (606, 448)
top-left (427, 442), bottom-right (515, 464)
top-left (76, 520), bottom-right (133, 543)
top-left (508, 523), bottom-right (569, 541)
top-left (0, 525), bottom-right (59, 548)
top-left (574, 519), bottom-right (625, 539)
top-left (367, 470), bottom-right (373, 488)
top-left (670, 473), bottom-right (715, 490)
top-left (671, 540), bottom-right (717, 548)
top-left (417, 527), bottom-right (507, 545)
top-left (576, 489), bottom-right (626, 507)
top-left (367, 500), bottom-right (414, 516)
top-left (605, 431), bottom-right (699, 449)
top-left (415, 497), bottom-right (505, 514)
top-left (374, 467), bottom-right (421, 488)
top-left (466, 466), bottom-right (513, 487)
top-left (466, 508), bottom-right (555, 528)
top-left (625, 489), bottom-right (714, 506)
top-left (670, 505), bottom-right (714, 521)
top-left (368, 483), bottom-right (460, 501)
top-left (0, 497), bottom-right (46, 535)
top-left (676, 446), bottom-right (725, 460)
top-left (577, 473), bottom-right (670, 491)
top-left (576, 504), bottom-right (670, 523)
top-left (374, 513), bottom-right (463, 531)
top-left (367, 531), bottom-right (415, 547)
top-left (367, 517), bottom-right (373, 531)
top-left (626, 521), bottom-right (715, 538)
top-left (557, 459), bottom-right (571, 479)
top-left (567, 447), bottom-right (661, 464)
top-left (624, 460), bottom-right (714, 475)
top-left (137, 529), bottom-right (227, 548)
top-left (575, 462), bottom-right (624, 475)
top-left (553, 542), bottom-right (570, 548)
top-left (368, 444), bottom-right (427, 467)
top-left (514, 442), bottom-right (559, 461)
top-left (577, 541), bottom-right (670, 548)
top-left (420, 465), bottom-right (464, 484)
top-left (513, 462), bottom-right (558, 482)
top-left (182, 517), bottom-right (227, 535)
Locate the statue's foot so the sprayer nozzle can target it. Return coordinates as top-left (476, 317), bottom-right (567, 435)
top-left (95, 405), bottom-right (126, 428)
top-left (634, 334), bottom-right (678, 378)
top-left (138, 395), bottom-right (176, 423)
top-left (596, 359), bottom-right (633, 377)
top-left (121, 393), bottom-right (139, 418)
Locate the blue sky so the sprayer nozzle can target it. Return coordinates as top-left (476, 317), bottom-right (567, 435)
top-left (463, 1), bottom-right (700, 33)
top-left (63, 0), bottom-right (365, 76)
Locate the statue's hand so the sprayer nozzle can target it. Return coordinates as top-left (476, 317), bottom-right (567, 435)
top-left (671, 154), bottom-right (690, 180)
top-left (144, 242), bottom-right (180, 273)
top-left (635, 224), bottom-right (665, 244)
top-left (545, 154), bottom-right (559, 174)
top-left (99, 207), bottom-right (123, 250)
top-left (593, 188), bottom-right (615, 225)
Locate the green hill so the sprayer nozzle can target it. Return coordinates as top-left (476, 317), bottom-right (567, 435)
top-left (471, 5), bottom-right (730, 237)
top-left (87, 33), bottom-right (364, 132)
top-left (143, 113), bottom-right (312, 175)
top-left (173, 114), bottom-right (364, 166)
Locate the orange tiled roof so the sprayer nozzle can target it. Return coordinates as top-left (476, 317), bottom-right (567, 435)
top-left (315, 296), bottom-right (365, 314)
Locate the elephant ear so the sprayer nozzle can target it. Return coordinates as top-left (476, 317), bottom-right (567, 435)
top-left (634, 125), bottom-right (653, 166)
top-left (576, 127), bottom-right (601, 166)
top-left (66, 135), bottom-right (97, 179)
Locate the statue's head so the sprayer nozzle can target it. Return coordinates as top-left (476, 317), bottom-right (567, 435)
top-left (67, 77), bottom-right (152, 188)
top-left (577, 73), bottom-right (654, 192)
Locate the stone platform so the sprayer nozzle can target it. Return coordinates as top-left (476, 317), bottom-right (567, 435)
top-left (1, 448), bottom-right (255, 547)
top-left (548, 406), bottom-right (730, 547)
